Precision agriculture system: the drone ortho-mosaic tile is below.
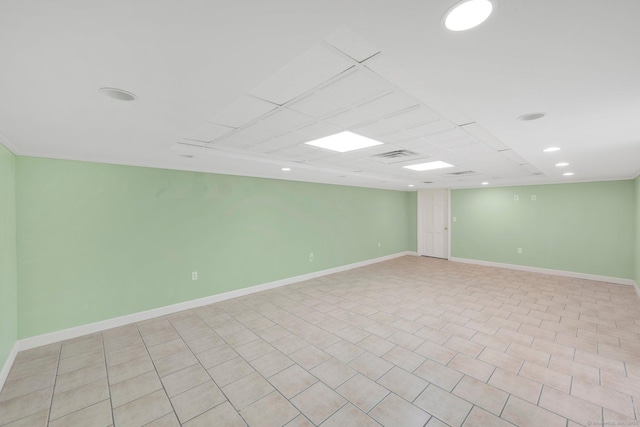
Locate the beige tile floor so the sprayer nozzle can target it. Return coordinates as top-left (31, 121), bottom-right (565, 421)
top-left (1, 256), bottom-right (640, 426)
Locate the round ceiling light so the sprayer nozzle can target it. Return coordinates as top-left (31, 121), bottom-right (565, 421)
top-left (100, 87), bottom-right (136, 101)
top-left (281, 167), bottom-right (291, 171)
top-left (555, 162), bottom-right (569, 167)
top-left (444, 0), bottom-right (494, 31)
top-left (518, 112), bottom-right (545, 121)
top-left (543, 147), bottom-right (561, 153)
top-left (563, 172), bottom-right (574, 176)
top-left (481, 182), bottom-right (489, 185)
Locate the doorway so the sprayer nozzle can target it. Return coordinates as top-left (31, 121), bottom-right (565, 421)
top-left (417, 189), bottom-right (449, 259)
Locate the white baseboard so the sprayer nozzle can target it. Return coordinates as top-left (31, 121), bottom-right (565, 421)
top-left (451, 257), bottom-right (637, 287)
top-left (17, 251), bottom-right (413, 352)
top-left (0, 342), bottom-right (19, 393)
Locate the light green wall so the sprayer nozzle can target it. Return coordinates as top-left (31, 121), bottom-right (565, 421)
top-left (451, 181), bottom-right (636, 280)
top-left (635, 176), bottom-right (640, 287)
top-left (16, 157), bottom-right (415, 338)
top-left (0, 145), bottom-right (18, 369)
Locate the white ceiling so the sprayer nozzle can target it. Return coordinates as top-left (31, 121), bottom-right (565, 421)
top-left (1, 0), bottom-right (639, 191)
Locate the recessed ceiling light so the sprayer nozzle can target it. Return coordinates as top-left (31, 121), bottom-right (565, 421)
top-left (543, 147), bottom-right (561, 153)
top-left (403, 161), bottom-right (454, 171)
top-left (518, 112), bottom-right (545, 121)
top-left (281, 167), bottom-right (291, 171)
top-left (99, 87), bottom-right (136, 101)
top-left (444, 0), bottom-right (494, 31)
top-left (305, 131), bottom-right (383, 153)
top-left (481, 182), bottom-right (489, 185)
top-left (555, 162), bottom-right (569, 167)
top-left (563, 172), bottom-right (574, 176)
top-left (408, 184), bottom-right (415, 187)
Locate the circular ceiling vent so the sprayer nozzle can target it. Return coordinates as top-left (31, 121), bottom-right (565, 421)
top-left (100, 87), bottom-right (136, 101)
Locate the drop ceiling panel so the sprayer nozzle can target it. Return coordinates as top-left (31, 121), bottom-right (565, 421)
top-left (324, 109), bottom-right (371, 128)
top-left (384, 106), bottom-right (440, 128)
top-left (210, 95), bottom-right (278, 128)
top-left (436, 137), bottom-right (477, 150)
top-left (260, 108), bottom-right (314, 130)
top-left (461, 123), bottom-right (511, 151)
top-left (320, 69), bottom-right (390, 106)
top-left (355, 91), bottom-right (420, 119)
top-left (407, 120), bottom-right (456, 137)
top-left (250, 44), bottom-right (354, 105)
top-left (351, 121), bottom-right (398, 139)
top-left (452, 143), bottom-right (495, 158)
top-left (499, 149), bottom-right (528, 165)
top-left (273, 144), bottom-right (336, 161)
top-left (184, 123), bottom-right (235, 143)
top-left (215, 121), bottom-right (280, 148)
top-left (287, 92), bottom-right (347, 119)
top-left (245, 132), bottom-right (308, 153)
top-left (422, 128), bottom-right (470, 145)
top-left (296, 121), bottom-right (343, 140)
top-left (323, 26), bottom-right (380, 62)
top-left (376, 131), bottom-right (416, 144)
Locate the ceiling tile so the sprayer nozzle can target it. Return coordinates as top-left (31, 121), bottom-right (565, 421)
top-left (355, 91), bottom-right (420, 119)
top-left (250, 44), bottom-right (354, 105)
top-left (407, 120), bottom-right (456, 137)
top-left (351, 121), bottom-right (398, 138)
top-left (271, 144), bottom-right (335, 161)
top-left (184, 123), bottom-right (235, 143)
top-left (296, 121), bottom-right (343, 139)
top-left (287, 92), bottom-right (347, 119)
top-left (215, 121), bottom-right (280, 149)
top-left (460, 123), bottom-right (510, 151)
top-left (375, 131), bottom-right (416, 144)
top-left (324, 109), bottom-right (371, 128)
top-left (499, 149), bottom-right (528, 165)
top-left (323, 26), bottom-right (380, 62)
top-left (384, 106), bottom-right (440, 128)
top-left (422, 128), bottom-right (469, 144)
top-left (260, 108), bottom-right (314, 130)
top-left (245, 131), bottom-right (309, 153)
top-left (210, 95), bottom-right (278, 128)
top-left (320, 69), bottom-right (390, 106)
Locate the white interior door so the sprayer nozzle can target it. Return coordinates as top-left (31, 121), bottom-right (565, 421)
top-left (417, 189), bottom-right (449, 259)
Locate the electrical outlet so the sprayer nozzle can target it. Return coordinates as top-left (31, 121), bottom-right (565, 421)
top-left (517, 248), bottom-right (522, 254)
top-left (514, 195), bottom-right (519, 201)
top-left (309, 252), bottom-right (314, 261)
top-left (531, 195), bottom-right (537, 201)
top-left (377, 242), bottom-right (381, 247)
top-left (453, 217), bottom-right (457, 222)
top-left (192, 271), bottom-right (198, 280)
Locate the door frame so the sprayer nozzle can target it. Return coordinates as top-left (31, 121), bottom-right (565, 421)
top-left (417, 189), bottom-right (451, 260)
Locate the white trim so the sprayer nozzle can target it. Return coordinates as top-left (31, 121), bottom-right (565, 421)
top-left (0, 342), bottom-right (19, 392)
top-left (634, 281), bottom-right (640, 299)
top-left (17, 251), bottom-right (413, 351)
top-left (451, 257), bottom-right (637, 286)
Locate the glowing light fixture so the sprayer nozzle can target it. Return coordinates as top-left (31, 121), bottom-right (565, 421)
top-left (543, 147), bottom-right (561, 153)
top-left (444, 0), bottom-right (494, 31)
top-left (403, 161), bottom-right (454, 171)
top-left (304, 131), bottom-right (383, 153)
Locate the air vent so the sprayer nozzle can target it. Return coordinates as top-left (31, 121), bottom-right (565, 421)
top-left (423, 181), bottom-right (433, 184)
top-left (374, 149), bottom-right (418, 159)
top-left (446, 170), bottom-right (477, 176)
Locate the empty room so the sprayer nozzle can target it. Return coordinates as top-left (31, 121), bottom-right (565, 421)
top-left (1, 0), bottom-right (640, 426)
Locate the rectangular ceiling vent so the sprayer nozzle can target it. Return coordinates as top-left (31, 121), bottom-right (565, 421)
top-left (373, 149), bottom-right (418, 159)
top-left (446, 170), bottom-right (478, 176)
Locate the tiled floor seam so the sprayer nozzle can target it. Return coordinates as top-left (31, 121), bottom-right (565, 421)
top-left (45, 342), bottom-right (63, 426)
top-left (101, 333), bottom-right (116, 427)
